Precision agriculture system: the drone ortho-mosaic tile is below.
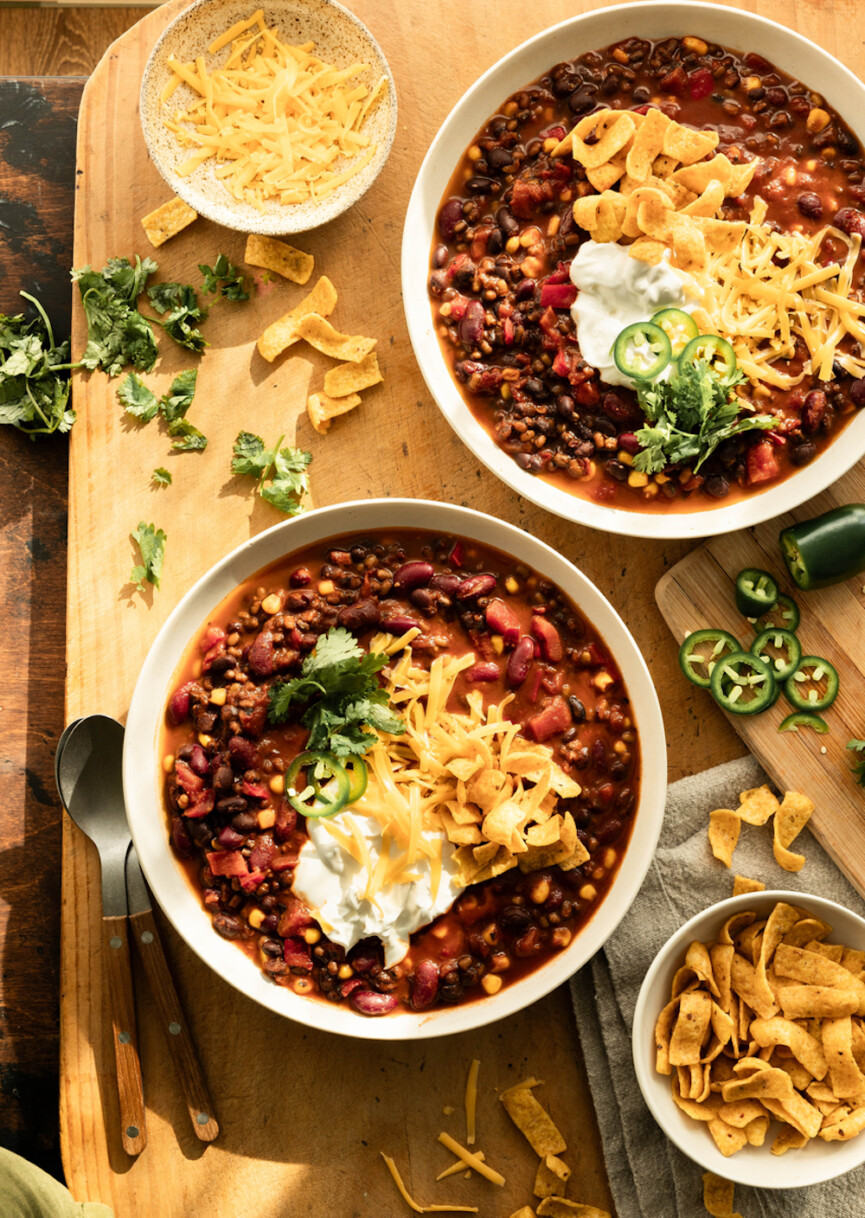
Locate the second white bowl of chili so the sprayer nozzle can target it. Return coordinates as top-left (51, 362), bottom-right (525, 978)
top-left (403, 2), bottom-right (865, 539)
top-left (124, 498), bottom-right (666, 1038)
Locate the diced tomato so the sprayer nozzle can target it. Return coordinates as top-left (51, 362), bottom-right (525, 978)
top-left (184, 790), bottom-right (214, 819)
top-left (283, 937), bottom-right (312, 970)
top-left (241, 780), bottom-right (270, 800)
top-left (525, 697), bottom-right (573, 742)
top-left (486, 597), bottom-right (521, 645)
top-left (538, 305), bottom-right (559, 336)
top-left (747, 440), bottom-right (781, 484)
top-left (199, 625), bottom-right (225, 654)
top-left (502, 316), bottom-right (514, 345)
top-left (511, 177), bottom-right (554, 218)
top-left (277, 899), bottom-right (315, 937)
top-left (689, 68), bottom-right (714, 100)
top-left (206, 850), bottom-right (249, 878)
top-left (449, 541), bottom-right (464, 568)
top-left (552, 348), bottom-right (574, 378)
top-left (531, 615), bottom-right (564, 662)
top-left (238, 870), bottom-right (266, 893)
top-left (249, 832), bottom-right (276, 872)
top-left (174, 760), bottom-right (203, 797)
top-left (539, 281), bottom-right (577, 309)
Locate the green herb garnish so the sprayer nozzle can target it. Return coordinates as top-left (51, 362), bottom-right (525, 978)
top-left (72, 256), bottom-right (159, 376)
top-left (632, 358), bottom-right (774, 475)
top-left (268, 627), bottom-right (405, 755)
top-left (118, 371), bottom-right (159, 422)
top-left (130, 521), bottom-right (166, 591)
top-left (199, 255), bottom-right (249, 301)
top-left (146, 282), bottom-right (208, 352)
top-left (152, 467), bottom-right (172, 486)
top-left (168, 418), bottom-right (208, 451)
top-left (232, 430), bottom-right (311, 516)
top-left (0, 292), bottom-right (76, 437)
top-left (847, 739), bottom-right (865, 787)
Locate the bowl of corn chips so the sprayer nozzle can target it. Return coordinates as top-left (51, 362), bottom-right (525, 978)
top-left (633, 890), bottom-right (865, 1187)
top-left (140, 0), bottom-right (397, 234)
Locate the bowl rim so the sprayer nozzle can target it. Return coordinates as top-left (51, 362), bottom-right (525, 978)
top-left (631, 888), bottom-right (865, 1187)
top-left (123, 497), bottom-right (666, 1039)
top-left (139, 0), bottom-right (398, 236)
top-left (401, 0), bottom-right (865, 540)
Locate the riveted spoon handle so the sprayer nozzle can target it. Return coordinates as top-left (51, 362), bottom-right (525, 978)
top-left (103, 915), bottom-right (146, 1155)
top-left (129, 909), bottom-right (219, 1142)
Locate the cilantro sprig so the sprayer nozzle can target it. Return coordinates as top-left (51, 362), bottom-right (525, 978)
top-left (632, 358), bottom-right (774, 476)
top-left (847, 739), bottom-right (865, 787)
top-left (0, 292), bottom-right (77, 437)
top-left (268, 627), bottom-right (405, 756)
top-left (73, 256), bottom-right (159, 377)
top-left (147, 282), bottom-right (208, 353)
top-left (232, 430), bottom-right (311, 515)
top-left (117, 369), bottom-right (205, 449)
top-left (199, 255), bottom-right (249, 302)
top-left (130, 521), bottom-right (166, 592)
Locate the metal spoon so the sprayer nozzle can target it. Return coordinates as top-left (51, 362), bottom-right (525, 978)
top-left (56, 714), bottom-right (218, 1152)
top-left (57, 714), bottom-right (146, 1155)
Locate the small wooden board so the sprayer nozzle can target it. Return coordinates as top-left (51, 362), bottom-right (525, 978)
top-left (656, 462), bottom-right (865, 901)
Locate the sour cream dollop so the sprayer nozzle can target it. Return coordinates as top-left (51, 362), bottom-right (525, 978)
top-left (569, 240), bottom-right (701, 388)
top-left (292, 811), bottom-right (462, 967)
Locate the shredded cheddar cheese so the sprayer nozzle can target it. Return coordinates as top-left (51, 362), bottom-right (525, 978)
top-left (380, 1153), bottom-right (479, 1213)
top-left (465, 1059), bottom-right (480, 1145)
top-left (161, 9), bottom-right (386, 209)
top-left (693, 197), bottom-right (865, 391)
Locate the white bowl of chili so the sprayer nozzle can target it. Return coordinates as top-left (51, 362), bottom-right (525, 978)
top-left (632, 890), bottom-right (865, 1187)
top-left (403, 2), bottom-right (865, 539)
top-left (124, 498), bottom-right (666, 1038)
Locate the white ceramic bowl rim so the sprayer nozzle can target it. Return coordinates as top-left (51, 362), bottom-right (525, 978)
top-left (632, 889), bottom-right (865, 1188)
top-left (139, 0), bottom-right (398, 235)
top-left (124, 498), bottom-right (666, 1040)
top-left (402, 1), bottom-right (865, 540)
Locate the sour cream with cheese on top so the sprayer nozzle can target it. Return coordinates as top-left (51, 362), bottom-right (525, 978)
top-left (569, 240), bottom-right (702, 388)
top-left (292, 811), bottom-right (462, 967)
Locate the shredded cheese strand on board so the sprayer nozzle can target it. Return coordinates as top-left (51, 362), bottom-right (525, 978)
top-left (465, 1058), bottom-right (481, 1145)
top-left (693, 196), bottom-right (865, 391)
top-left (380, 1153), bottom-right (479, 1213)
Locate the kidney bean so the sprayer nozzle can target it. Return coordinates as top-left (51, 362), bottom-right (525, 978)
top-left (801, 389), bottom-right (826, 433)
top-left (531, 615), bottom-right (563, 662)
top-left (212, 765), bottom-right (233, 794)
top-left (430, 572), bottom-right (461, 595)
top-left (170, 815), bottom-right (195, 859)
top-left (796, 192), bottom-right (823, 220)
top-left (617, 432), bottom-right (641, 455)
top-left (213, 913), bottom-right (243, 940)
top-left (337, 598), bottom-right (381, 632)
top-left (439, 198), bottom-right (465, 240)
top-left (507, 635), bottom-right (535, 687)
top-left (467, 662), bottom-right (501, 682)
top-left (514, 278), bottom-right (536, 302)
top-left (485, 597), bottom-right (521, 643)
top-left (457, 573), bottom-right (497, 599)
top-left (349, 945), bottom-right (382, 975)
top-left (595, 817), bottom-right (623, 845)
top-left (514, 928), bottom-right (543, 957)
top-left (834, 207), bottom-right (865, 237)
top-left (381, 613), bottom-right (420, 635)
top-left (393, 560), bottom-right (435, 590)
top-left (228, 736), bottom-right (258, 770)
top-left (459, 299), bottom-right (485, 348)
top-left (217, 825), bottom-right (245, 849)
top-left (289, 567), bottom-right (312, 588)
top-left (168, 683), bottom-right (193, 725)
top-left (188, 744), bottom-right (210, 777)
top-left (409, 960), bottom-right (439, 1010)
top-left (851, 379), bottom-right (865, 407)
top-left (349, 989), bottom-right (399, 1016)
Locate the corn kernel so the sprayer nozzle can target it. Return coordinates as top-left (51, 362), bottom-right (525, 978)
top-left (806, 107), bottom-right (830, 134)
top-left (543, 137), bottom-right (559, 153)
top-left (192, 659), bottom-right (203, 678)
top-left (269, 775), bottom-right (285, 795)
top-left (547, 214), bottom-right (561, 237)
top-left (551, 928), bottom-right (572, 949)
top-left (529, 877), bottom-right (551, 904)
top-left (491, 635), bottom-right (504, 655)
top-left (603, 848), bottom-right (618, 869)
top-left (490, 952), bottom-right (511, 973)
top-left (338, 964), bottom-right (353, 980)
top-left (806, 159), bottom-right (818, 171)
top-left (504, 101), bottom-right (518, 116)
top-left (592, 670), bottom-right (615, 693)
top-left (613, 740), bottom-right (627, 754)
top-left (292, 977), bottom-right (312, 994)
top-left (318, 580), bottom-right (335, 594)
top-left (248, 908), bottom-right (265, 930)
top-left (617, 450), bottom-right (634, 466)
top-left (500, 383), bottom-right (511, 400)
top-left (432, 923), bottom-right (449, 939)
top-left (467, 145), bottom-right (482, 161)
top-left (209, 687), bottom-right (227, 707)
top-left (505, 235), bottom-right (520, 254)
top-left (197, 733), bottom-right (212, 748)
top-left (162, 754), bottom-right (175, 773)
top-left (482, 974), bottom-right (503, 995)
top-left (520, 256), bottom-right (543, 279)
top-left (439, 301), bottom-right (452, 318)
top-left (505, 575), bottom-right (520, 594)
top-left (303, 927), bottom-right (321, 945)
top-left (261, 593), bottom-right (282, 615)
top-left (579, 883), bottom-right (598, 902)
top-left (655, 472), bottom-right (669, 484)
top-left (520, 227), bottom-right (541, 247)
top-left (682, 36), bottom-right (708, 54)
top-left (627, 470), bottom-right (649, 488)
top-left (257, 808), bottom-right (276, 829)
top-left (677, 467), bottom-right (693, 484)
top-left (643, 482), bottom-right (659, 498)
top-left (783, 166), bottom-right (797, 186)
top-left (744, 75), bottom-right (761, 91)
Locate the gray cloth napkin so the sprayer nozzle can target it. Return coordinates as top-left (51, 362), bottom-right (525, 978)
top-left (570, 754), bottom-right (865, 1217)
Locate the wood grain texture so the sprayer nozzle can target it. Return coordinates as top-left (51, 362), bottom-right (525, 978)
top-left (0, 9), bottom-right (149, 77)
top-left (656, 464), bottom-right (865, 901)
top-left (102, 914), bottom-right (147, 1156)
top-left (59, 0), bottom-right (865, 1213)
top-left (128, 908), bottom-right (219, 1143)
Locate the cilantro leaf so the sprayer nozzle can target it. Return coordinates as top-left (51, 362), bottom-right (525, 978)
top-left (268, 627), bottom-right (402, 755)
top-left (199, 255), bottom-right (249, 301)
top-left (73, 257), bottom-right (158, 376)
top-left (168, 418), bottom-right (207, 451)
top-left (147, 282), bottom-right (208, 352)
top-left (231, 430), bottom-right (311, 516)
top-left (152, 467), bottom-right (172, 486)
top-left (632, 358), bottom-right (774, 476)
top-left (130, 521), bottom-right (166, 591)
top-left (159, 369), bottom-right (198, 423)
top-left (0, 292), bottom-right (76, 437)
top-left (118, 371), bottom-right (159, 422)
top-left (847, 739), bottom-right (865, 787)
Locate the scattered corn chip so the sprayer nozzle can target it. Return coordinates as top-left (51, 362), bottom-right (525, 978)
top-left (245, 234), bottom-right (314, 284)
top-left (702, 1172), bottom-right (743, 1218)
top-left (733, 875), bottom-right (765, 896)
top-left (256, 275), bottom-right (338, 361)
top-left (295, 313), bottom-right (376, 362)
top-left (141, 196), bottom-right (198, 247)
top-left (536, 1202), bottom-right (610, 1218)
top-left (534, 1153), bottom-right (571, 1199)
top-left (501, 1085), bottom-right (566, 1157)
top-left (324, 350), bottom-right (383, 397)
top-left (773, 791), bottom-right (814, 871)
top-left (307, 390), bottom-right (362, 434)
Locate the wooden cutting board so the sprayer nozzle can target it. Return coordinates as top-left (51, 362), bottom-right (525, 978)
top-left (656, 461), bottom-right (865, 901)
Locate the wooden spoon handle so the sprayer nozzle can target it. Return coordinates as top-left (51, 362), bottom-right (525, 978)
top-left (129, 909), bottom-right (219, 1142)
top-left (102, 915), bottom-right (146, 1155)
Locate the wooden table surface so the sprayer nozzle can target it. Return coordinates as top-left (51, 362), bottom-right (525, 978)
top-left (6, 0), bottom-right (861, 1205)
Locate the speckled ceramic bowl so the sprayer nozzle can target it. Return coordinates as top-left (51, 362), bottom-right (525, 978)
top-left (140, 0), bottom-right (397, 235)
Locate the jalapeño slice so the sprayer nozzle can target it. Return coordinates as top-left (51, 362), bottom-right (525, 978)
top-left (779, 711), bottom-right (830, 734)
top-left (735, 568), bottom-right (779, 617)
top-left (679, 333), bottom-right (737, 377)
top-left (343, 756), bottom-right (369, 804)
top-left (286, 750), bottom-right (352, 818)
top-left (784, 656), bottom-right (840, 712)
top-left (651, 307), bottom-right (699, 357)
top-left (749, 592), bottom-right (800, 634)
top-left (612, 321), bottom-right (672, 381)
top-left (710, 650), bottom-right (777, 715)
top-left (679, 628), bottom-right (740, 689)
top-left (779, 504), bottom-right (865, 591)
top-left (751, 627), bottom-right (802, 682)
